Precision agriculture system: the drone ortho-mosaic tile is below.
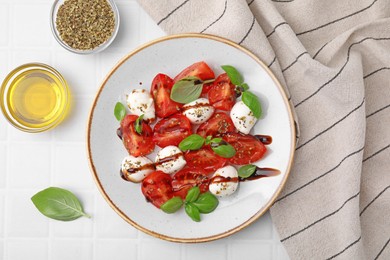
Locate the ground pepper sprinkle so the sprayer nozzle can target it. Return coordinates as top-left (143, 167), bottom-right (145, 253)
top-left (56, 0), bottom-right (115, 50)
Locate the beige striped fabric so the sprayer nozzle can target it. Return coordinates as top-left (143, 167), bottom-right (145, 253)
top-left (137, 0), bottom-right (390, 259)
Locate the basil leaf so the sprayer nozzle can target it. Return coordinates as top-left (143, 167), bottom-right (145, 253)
top-left (160, 197), bottom-right (183, 214)
top-left (210, 137), bottom-right (222, 144)
top-left (205, 135), bottom-right (212, 145)
top-left (170, 76), bottom-right (203, 104)
top-left (221, 65), bottom-right (244, 86)
top-left (114, 102), bottom-right (126, 121)
top-left (193, 192), bottom-right (219, 214)
top-left (185, 186), bottom-right (200, 203)
top-left (238, 164), bottom-right (257, 178)
top-left (179, 134), bottom-right (205, 151)
top-left (241, 83), bottom-right (250, 91)
top-left (212, 144), bottom-right (236, 158)
top-left (185, 203), bottom-right (201, 222)
top-left (134, 114), bottom-right (144, 134)
top-left (31, 187), bottom-right (91, 221)
top-left (242, 91), bottom-right (262, 119)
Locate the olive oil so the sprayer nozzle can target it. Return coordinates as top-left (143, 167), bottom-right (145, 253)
top-left (1, 64), bottom-right (70, 132)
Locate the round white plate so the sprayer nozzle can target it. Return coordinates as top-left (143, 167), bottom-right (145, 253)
top-left (87, 34), bottom-right (295, 242)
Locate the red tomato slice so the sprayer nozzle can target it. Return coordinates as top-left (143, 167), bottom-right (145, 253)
top-left (171, 167), bottom-right (210, 199)
top-left (222, 133), bottom-right (267, 165)
top-left (173, 61), bottom-right (215, 82)
top-left (153, 114), bottom-right (192, 148)
top-left (208, 73), bottom-right (236, 111)
top-left (150, 73), bottom-right (182, 118)
top-left (184, 148), bottom-right (227, 174)
top-left (141, 171), bottom-right (174, 208)
top-left (120, 115), bottom-right (154, 157)
top-left (196, 112), bottom-right (236, 138)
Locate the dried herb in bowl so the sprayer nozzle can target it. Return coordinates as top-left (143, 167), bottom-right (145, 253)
top-left (55, 0), bottom-right (116, 51)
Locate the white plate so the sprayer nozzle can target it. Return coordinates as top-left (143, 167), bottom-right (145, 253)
top-left (87, 34), bottom-right (296, 242)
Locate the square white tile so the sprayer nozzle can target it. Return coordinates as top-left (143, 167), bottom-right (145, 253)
top-left (51, 191), bottom-right (94, 237)
top-left (53, 144), bottom-right (94, 190)
top-left (276, 245), bottom-right (290, 260)
top-left (0, 145), bottom-right (6, 188)
top-left (53, 52), bottom-right (98, 97)
top-left (6, 191), bottom-right (49, 237)
top-left (8, 143), bottom-right (51, 189)
top-left (230, 241), bottom-right (273, 260)
top-left (0, 240), bottom-right (4, 260)
top-left (230, 212), bottom-right (273, 240)
top-left (95, 196), bottom-right (138, 238)
top-left (185, 240), bottom-right (227, 260)
top-left (0, 196), bottom-right (4, 236)
top-left (51, 239), bottom-right (93, 260)
top-left (9, 129), bottom-right (52, 143)
top-left (5, 239), bottom-right (48, 260)
top-left (12, 4), bottom-right (52, 47)
top-left (0, 5), bottom-right (9, 46)
top-left (11, 50), bottom-right (52, 68)
top-left (140, 241), bottom-right (181, 260)
top-left (95, 239), bottom-right (137, 260)
top-left (0, 51), bottom-right (9, 92)
top-left (53, 97), bottom-right (93, 142)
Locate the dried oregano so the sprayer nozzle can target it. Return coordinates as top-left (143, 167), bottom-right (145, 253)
top-left (56, 0), bottom-right (115, 50)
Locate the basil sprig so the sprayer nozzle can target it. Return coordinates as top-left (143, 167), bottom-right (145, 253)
top-left (160, 187), bottom-right (219, 222)
top-left (114, 102), bottom-right (126, 121)
top-left (31, 187), bottom-right (91, 221)
top-left (179, 135), bottom-right (236, 158)
top-left (134, 114), bottom-right (144, 134)
top-left (179, 134), bottom-right (205, 151)
top-left (170, 76), bottom-right (215, 104)
top-left (211, 143), bottom-right (236, 158)
top-left (238, 164), bottom-right (257, 178)
top-left (222, 64), bottom-right (262, 119)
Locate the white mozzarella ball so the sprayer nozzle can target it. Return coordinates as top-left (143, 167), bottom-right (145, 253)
top-left (121, 155), bottom-right (154, 183)
top-left (230, 101), bottom-right (257, 134)
top-left (127, 89), bottom-right (155, 122)
top-left (155, 145), bottom-right (186, 174)
top-left (182, 98), bottom-right (214, 124)
top-left (209, 166), bottom-right (239, 197)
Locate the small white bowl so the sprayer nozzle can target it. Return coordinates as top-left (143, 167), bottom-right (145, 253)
top-left (50, 0), bottom-right (120, 54)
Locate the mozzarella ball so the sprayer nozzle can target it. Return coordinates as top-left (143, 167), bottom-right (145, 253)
top-left (155, 145), bottom-right (186, 174)
top-left (127, 89), bottom-right (155, 122)
top-left (182, 98), bottom-right (214, 124)
top-left (121, 155), bottom-right (154, 183)
top-left (230, 101), bottom-right (257, 134)
top-left (209, 166), bottom-right (239, 197)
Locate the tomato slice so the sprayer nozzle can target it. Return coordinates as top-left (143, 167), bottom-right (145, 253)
top-left (171, 167), bottom-right (210, 199)
top-left (222, 133), bottom-right (267, 165)
top-left (208, 73), bottom-right (236, 111)
top-left (173, 61), bottom-right (215, 82)
top-left (120, 115), bottom-right (154, 157)
top-left (196, 112), bottom-right (236, 138)
top-left (150, 73), bottom-right (182, 118)
top-left (184, 148), bottom-right (227, 174)
top-left (141, 171), bottom-right (174, 208)
top-left (153, 114), bottom-right (192, 148)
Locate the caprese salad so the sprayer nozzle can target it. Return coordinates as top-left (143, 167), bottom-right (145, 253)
top-left (114, 61), bottom-right (278, 222)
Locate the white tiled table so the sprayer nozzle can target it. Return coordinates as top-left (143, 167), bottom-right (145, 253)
top-left (0, 1), bottom-right (290, 259)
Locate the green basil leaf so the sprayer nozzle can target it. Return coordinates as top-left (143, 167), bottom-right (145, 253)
top-left (205, 135), bottom-right (212, 145)
top-left (170, 76), bottom-right (203, 104)
top-left (242, 91), bottom-right (262, 119)
top-left (185, 203), bottom-right (201, 222)
top-left (134, 114), bottom-right (144, 134)
top-left (193, 192), bottom-right (219, 214)
top-left (160, 197), bottom-right (183, 214)
top-left (185, 186), bottom-right (200, 203)
top-left (179, 134), bottom-right (205, 151)
top-left (31, 187), bottom-right (91, 221)
top-left (238, 164), bottom-right (257, 178)
top-left (221, 65), bottom-right (244, 86)
top-left (212, 144), bottom-right (236, 158)
top-left (210, 137), bottom-right (222, 144)
top-left (241, 83), bottom-right (250, 91)
top-left (114, 102), bottom-right (126, 121)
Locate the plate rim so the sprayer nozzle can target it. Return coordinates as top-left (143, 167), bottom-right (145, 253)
top-left (86, 33), bottom-right (296, 243)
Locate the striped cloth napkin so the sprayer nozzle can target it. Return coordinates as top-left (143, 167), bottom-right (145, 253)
top-left (137, 0), bottom-right (390, 259)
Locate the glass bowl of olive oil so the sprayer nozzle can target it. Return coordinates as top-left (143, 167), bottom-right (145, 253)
top-left (0, 63), bottom-right (70, 133)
